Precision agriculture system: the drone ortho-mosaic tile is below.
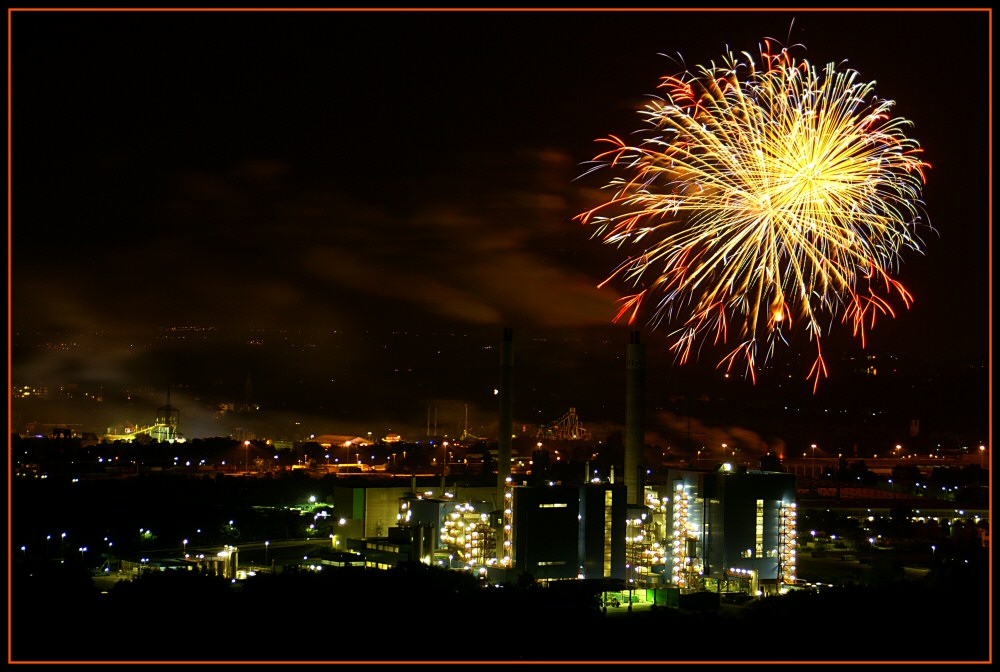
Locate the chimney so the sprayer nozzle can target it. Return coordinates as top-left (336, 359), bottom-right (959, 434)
top-left (497, 327), bottom-right (514, 509)
top-left (625, 330), bottom-right (646, 505)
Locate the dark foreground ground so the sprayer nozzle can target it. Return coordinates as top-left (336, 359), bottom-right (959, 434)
top-left (11, 549), bottom-right (989, 664)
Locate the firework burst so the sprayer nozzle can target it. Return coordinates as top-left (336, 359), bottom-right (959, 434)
top-left (576, 39), bottom-right (931, 390)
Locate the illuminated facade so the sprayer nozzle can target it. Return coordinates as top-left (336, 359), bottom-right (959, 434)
top-left (443, 503), bottom-right (495, 570)
top-left (393, 492), bottom-right (497, 572)
top-left (634, 467), bottom-right (797, 595)
top-left (501, 477), bottom-right (514, 567)
top-left (151, 403), bottom-right (180, 442)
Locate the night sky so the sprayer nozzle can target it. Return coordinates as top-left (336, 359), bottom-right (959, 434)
top-left (10, 9), bottom-right (991, 446)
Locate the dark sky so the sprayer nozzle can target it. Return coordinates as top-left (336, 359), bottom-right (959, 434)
top-left (9, 9), bottom-right (991, 445)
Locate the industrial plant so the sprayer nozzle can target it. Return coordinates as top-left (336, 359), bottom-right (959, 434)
top-left (309, 328), bottom-right (802, 608)
top-left (19, 326), bottom-right (986, 616)
top-left (11, 326), bottom-right (989, 662)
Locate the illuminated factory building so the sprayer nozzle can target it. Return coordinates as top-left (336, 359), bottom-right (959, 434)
top-left (375, 466), bottom-right (795, 599)
top-left (102, 390), bottom-right (182, 443)
top-left (336, 328), bottom-right (797, 603)
top-left (631, 466), bottom-right (798, 596)
top-left (397, 493), bottom-right (496, 570)
top-left (389, 481), bottom-right (628, 584)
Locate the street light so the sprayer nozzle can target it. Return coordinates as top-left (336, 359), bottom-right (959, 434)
top-left (244, 440), bottom-right (251, 475)
top-left (265, 540), bottom-right (270, 567)
top-left (811, 444), bottom-right (817, 478)
top-left (980, 445), bottom-right (986, 469)
top-left (183, 538), bottom-right (188, 554)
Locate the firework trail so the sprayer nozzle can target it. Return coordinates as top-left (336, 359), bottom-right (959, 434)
top-left (576, 39), bottom-right (931, 390)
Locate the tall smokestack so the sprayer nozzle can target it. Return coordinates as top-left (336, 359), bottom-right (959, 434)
top-left (625, 330), bottom-right (646, 505)
top-left (497, 327), bottom-right (514, 508)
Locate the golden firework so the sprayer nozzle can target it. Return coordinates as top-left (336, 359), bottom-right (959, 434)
top-left (577, 40), bottom-right (931, 390)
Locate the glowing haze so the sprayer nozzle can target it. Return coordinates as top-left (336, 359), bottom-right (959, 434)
top-left (577, 39), bottom-right (931, 390)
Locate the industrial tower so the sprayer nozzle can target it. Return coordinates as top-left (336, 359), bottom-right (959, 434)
top-left (624, 330), bottom-right (646, 506)
top-left (496, 327), bottom-right (514, 510)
